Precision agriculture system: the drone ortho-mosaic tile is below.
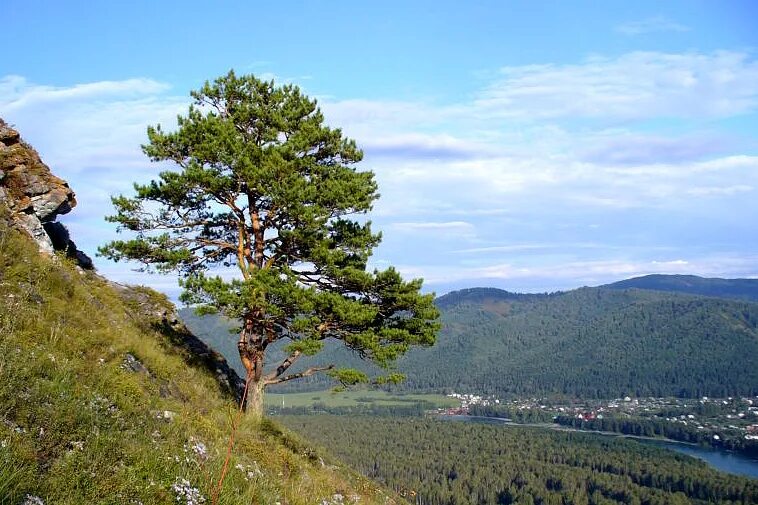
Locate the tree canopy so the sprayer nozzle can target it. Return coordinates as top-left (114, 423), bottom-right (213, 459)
top-left (99, 70), bottom-right (439, 414)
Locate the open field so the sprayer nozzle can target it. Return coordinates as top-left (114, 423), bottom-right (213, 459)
top-left (265, 389), bottom-right (458, 409)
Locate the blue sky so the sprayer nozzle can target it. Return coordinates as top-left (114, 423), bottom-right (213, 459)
top-left (3, 1), bottom-right (758, 297)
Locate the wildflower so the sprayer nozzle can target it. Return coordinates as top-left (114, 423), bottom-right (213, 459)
top-left (21, 495), bottom-right (44, 505)
top-left (184, 437), bottom-right (207, 462)
top-left (234, 461), bottom-right (262, 481)
top-left (171, 478), bottom-right (206, 505)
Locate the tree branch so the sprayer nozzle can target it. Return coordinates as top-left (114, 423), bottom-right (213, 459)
top-left (248, 192), bottom-right (265, 269)
top-left (263, 350), bottom-right (301, 381)
top-left (264, 364), bottom-right (335, 385)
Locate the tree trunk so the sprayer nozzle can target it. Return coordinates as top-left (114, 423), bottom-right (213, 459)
top-left (246, 379), bottom-right (266, 420)
top-left (238, 317), bottom-right (267, 418)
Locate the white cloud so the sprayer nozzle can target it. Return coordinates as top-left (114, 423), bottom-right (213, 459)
top-left (399, 255), bottom-right (758, 290)
top-left (392, 221), bottom-right (474, 232)
top-left (361, 132), bottom-right (494, 161)
top-left (580, 132), bottom-right (729, 165)
top-left (686, 185), bottom-right (753, 196)
top-left (3, 49), bottom-right (758, 296)
top-left (452, 243), bottom-right (609, 254)
top-left (0, 75), bottom-right (170, 110)
top-left (616, 16), bottom-right (690, 36)
top-left (1, 76), bottom-right (187, 174)
top-left (475, 51), bottom-right (758, 120)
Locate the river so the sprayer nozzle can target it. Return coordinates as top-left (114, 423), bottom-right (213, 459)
top-left (440, 415), bottom-right (758, 480)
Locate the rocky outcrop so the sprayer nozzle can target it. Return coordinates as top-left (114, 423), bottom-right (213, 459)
top-left (0, 118), bottom-right (93, 269)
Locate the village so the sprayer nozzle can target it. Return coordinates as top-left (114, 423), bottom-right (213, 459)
top-left (440, 393), bottom-right (758, 441)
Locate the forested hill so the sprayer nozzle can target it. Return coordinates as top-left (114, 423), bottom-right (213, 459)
top-left (602, 274), bottom-right (758, 301)
top-left (398, 286), bottom-right (758, 398)
top-left (434, 287), bottom-right (550, 308)
top-left (185, 284), bottom-right (758, 399)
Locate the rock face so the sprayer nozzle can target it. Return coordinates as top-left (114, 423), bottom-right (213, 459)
top-left (0, 118), bottom-right (93, 269)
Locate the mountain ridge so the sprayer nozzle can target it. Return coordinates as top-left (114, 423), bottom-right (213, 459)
top-left (602, 273), bottom-right (758, 301)
top-left (183, 275), bottom-right (758, 398)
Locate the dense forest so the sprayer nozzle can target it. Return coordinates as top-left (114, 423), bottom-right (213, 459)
top-left (183, 283), bottom-right (758, 398)
top-left (278, 415), bottom-right (758, 505)
top-left (400, 287), bottom-right (758, 398)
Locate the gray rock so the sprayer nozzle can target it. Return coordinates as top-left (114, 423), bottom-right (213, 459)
top-left (15, 171), bottom-right (49, 196)
top-left (31, 189), bottom-right (73, 221)
top-left (123, 353), bottom-right (151, 376)
top-left (15, 212), bottom-right (54, 255)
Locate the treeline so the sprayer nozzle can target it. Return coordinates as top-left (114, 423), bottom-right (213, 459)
top-left (555, 415), bottom-right (758, 458)
top-left (468, 404), bottom-right (556, 423)
top-left (279, 415), bottom-right (758, 505)
top-left (269, 401), bottom-right (429, 417)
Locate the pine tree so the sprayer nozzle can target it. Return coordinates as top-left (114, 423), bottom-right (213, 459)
top-left (99, 71), bottom-right (439, 416)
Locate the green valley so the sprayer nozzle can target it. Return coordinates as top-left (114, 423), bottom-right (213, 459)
top-left (278, 415), bottom-right (758, 505)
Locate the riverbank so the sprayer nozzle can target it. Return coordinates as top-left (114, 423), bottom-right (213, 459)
top-left (439, 414), bottom-right (758, 480)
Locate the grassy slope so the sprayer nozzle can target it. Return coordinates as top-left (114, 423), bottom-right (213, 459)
top-left (0, 225), bottom-right (400, 505)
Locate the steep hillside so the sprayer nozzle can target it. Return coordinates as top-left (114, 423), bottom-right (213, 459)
top-left (603, 274), bottom-right (758, 302)
top-left (0, 221), bottom-right (401, 505)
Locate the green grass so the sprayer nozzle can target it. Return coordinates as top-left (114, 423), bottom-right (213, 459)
top-left (265, 390), bottom-right (458, 409)
top-left (0, 223), bottom-right (402, 505)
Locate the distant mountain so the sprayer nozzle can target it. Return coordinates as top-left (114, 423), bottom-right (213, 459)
top-left (182, 280), bottom-right (758, 399)
top-left (435, 287), bottom-right (549, 309)
top-left (397, 286), bottom-right (758, 398)
top-left (603, 274), bottom-right (758, 302)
